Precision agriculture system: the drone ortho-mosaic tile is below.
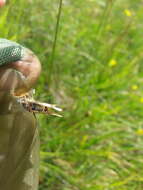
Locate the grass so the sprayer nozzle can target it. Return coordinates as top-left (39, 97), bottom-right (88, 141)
top-left (1, 0), bottom-right (143, 189)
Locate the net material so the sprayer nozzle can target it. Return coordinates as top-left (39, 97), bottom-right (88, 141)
top-left (0, 39), bottom-right (39, 190)
top-left (0, 92), bottom-right (39, 190)
top-left (0, 46), bottom-right (22, 65)
top-left (0, 38), bottom-right (24, 66)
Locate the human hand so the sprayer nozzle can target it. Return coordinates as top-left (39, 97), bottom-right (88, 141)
top-left (0, 39), bottom-right (41, 96)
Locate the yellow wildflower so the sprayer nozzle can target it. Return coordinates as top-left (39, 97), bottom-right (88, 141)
top-left (124, 9), bottom-right (132, 17)
top-left (103, 104), bottom-right (108, 110)
top-left (108, 59), bottom-right (117, 67)
top-left (140, 97), bottom-right (143, 103)
top-left (136, 129), bottom-right (143, 136)
top-left (106, 24), bottom-right (111, 31)
top-left (131, 85), bottom-right (138, 91)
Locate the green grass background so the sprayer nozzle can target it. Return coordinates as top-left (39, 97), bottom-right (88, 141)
top-left (1, 0), bottom-right (143, 189)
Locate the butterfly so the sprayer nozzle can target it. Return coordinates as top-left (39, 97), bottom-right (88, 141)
top-left (15, 90), bottom-right (63, 117)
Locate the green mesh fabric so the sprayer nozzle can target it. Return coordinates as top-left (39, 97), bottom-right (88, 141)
top-left (0, 46), bottom-right (22, 66)
top-left (0, 38), bottom-right (24, 66)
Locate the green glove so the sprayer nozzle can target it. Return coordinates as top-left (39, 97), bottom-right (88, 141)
top-left (0, 38), bottom-right (25, 66)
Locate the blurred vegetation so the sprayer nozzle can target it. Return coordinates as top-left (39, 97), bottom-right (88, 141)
top-left (1, 0), bottom-right (143, 189)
